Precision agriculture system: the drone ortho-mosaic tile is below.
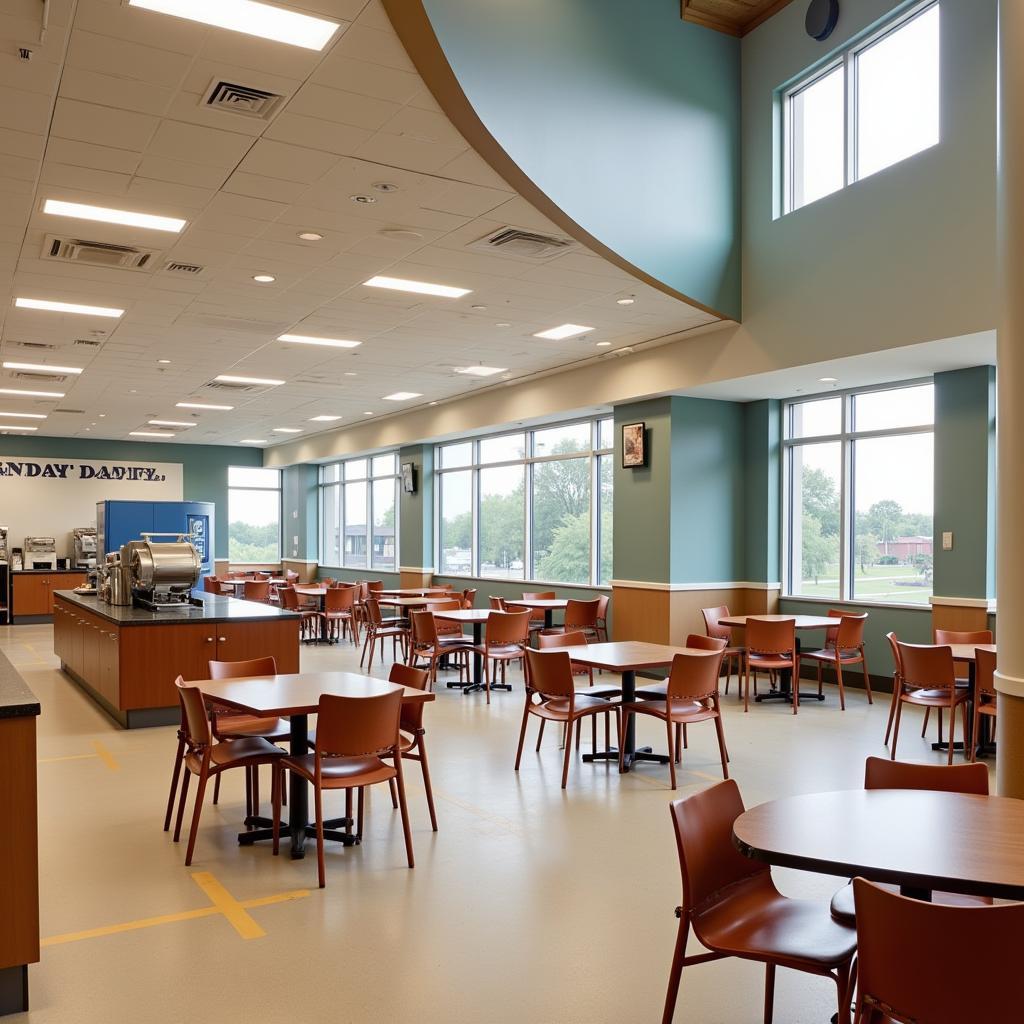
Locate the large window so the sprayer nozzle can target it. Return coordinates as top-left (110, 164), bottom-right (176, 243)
top-left (228, 467), bottom-right (281, 563)
top-left (783, 1), bottom-right (939, 214)
top-left (319, 453), bottom-right (399, 569)
top-left (436, 418), bottom-right (613, 586)
top-left (783, 382), bottom-right (934, 605)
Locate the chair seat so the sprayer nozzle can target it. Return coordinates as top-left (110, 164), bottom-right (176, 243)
top-left (283, 752), bottom-right (397, 787)
top-left (802, 647), bottom-right (864, 663)
top-left (475, 644), bottom-right (524, 658)
top-left (584, 682), bottom-right (622, 699)
top-left (902, 688), bottom-right (970, 707)
top-left (695, 875), bottom-right (856, 971)
top-left (533, 693), bottom-right (614, 720)
top-left (635, 680), bottom-right (668, 700)
top-left (829, 880), bottom-right (992, 926)
top-left (625, 699), bottom-right (716, 724)
top-left (188, 735), bottom-right (285, 772)
top-left (215, 715), bottom-right (290, 743)
top-left (748, 653), bottom-right (794, 670)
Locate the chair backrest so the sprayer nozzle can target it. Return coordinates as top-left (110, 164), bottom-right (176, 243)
top-left (367, 580), bottom-right (384, 593)
top-left (279, 586), bottom-right (299, 610)
top-left (243, 580), bottom-right (269, 602)
top-left (745, 617), bottom-right (795, 656)
top-left (357, 581), bottom-right (369, 601)
top-left (826, 611), bottom-right (868, 649)
top-left (976, 646), bottom-right (998, 700)
top-left (175, 676), bottom-right (212, 748)
top-left (685, 633), bottom-right (728, 653)
top-left (701, 605), bottom-right (732, 642)
top-left (669, 780), bottom-right (767, 915)
top-left (462, 588), bottom-right (477, 609)
top-left (537, 630), bottom-right (588, 651)
top-left (202, 575), bottom-right (221, 593)
top-left (852, 878), bottom-right (1024, 1023)
top-left (885, 631), bottom-right (902, 681)
top-left (410, 609), bottom-right (439, 647)
top-left (563, 598), bottom-right (600, 629)
top-left (595, 593), bottom-right (609, 623)
top-left (896, 641), bottom-right (956, 693)
top-left (364, 596), bottom-right (384, 627)
top-left (208, 656), bottom-right (277, 680)
top-left (523, 591), bottom-right (556, 600)
top-left (315, 690), bottom-right (402, 759)
top-left (323, 586), bottom-right (354, 612)
top-left (862, 755), bottom-right (989, 794)
top-left (389, 662), bottom-right (431, 732)
top-left (488, 595), bottom-right (507, 611)
top-left (254, 572), bottom-right (269, 582)
top-left (524, 647), bottom-right (575, 698)
top-left (486, 609), bottom-right (531, 646)
top-left (666, 650), bottom-right (727, 702)
top-left (425, 598), bottom-right (461, 612)
top-left (934, 628), bottom-right (994, 646)
top-left (285, 570), bottom-right (299, 582)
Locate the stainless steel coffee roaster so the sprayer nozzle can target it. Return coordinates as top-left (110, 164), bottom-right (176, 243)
top-left (124, 533), bottom-right (203, 610)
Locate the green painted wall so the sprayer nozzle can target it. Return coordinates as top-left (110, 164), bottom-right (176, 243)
top-left (398, 445), bottom-right (434, 569)
top-left (0, 435), bottom-right (259, 559)
top-left (282, 464), bottom-right (318, 561)
top-left (743, 399), bottom-right (781, 583)
top-left (933, 366), bottom-right (996, 599)
top-left (421, 0), bottom-right (741, 317)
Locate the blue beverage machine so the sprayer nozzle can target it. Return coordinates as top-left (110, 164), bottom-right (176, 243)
top-left (96, 501), bottom-right (215, 579)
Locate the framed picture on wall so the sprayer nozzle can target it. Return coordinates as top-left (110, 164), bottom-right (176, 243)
top-left (401, 462), bottom-right (417, 494)
top-left (621, 422), bottom-right (647, 468)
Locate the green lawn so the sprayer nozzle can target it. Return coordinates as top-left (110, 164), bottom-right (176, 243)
top-left (794, 563), bottom-right (932, 604)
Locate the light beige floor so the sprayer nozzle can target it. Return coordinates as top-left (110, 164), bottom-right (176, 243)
top-left (2, 623), bottom-right (991, 1023)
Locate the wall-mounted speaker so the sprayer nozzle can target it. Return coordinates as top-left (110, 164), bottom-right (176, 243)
top-left (806, 0), bottom-right (840, 41)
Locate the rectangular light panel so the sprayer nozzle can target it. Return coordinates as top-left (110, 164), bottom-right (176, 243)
top-left (363, 276), bottom-right (471, 298)
top-left (278, 334), bottom-right (361, 349)
top-left (15, 297), bottom-right (124, 318)
top-left (43, 199), bottom-right (186, 233)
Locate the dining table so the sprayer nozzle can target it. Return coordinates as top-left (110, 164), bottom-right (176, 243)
top-left (219, 577), bottom-right (287, 593)
top-left (559, 641), bottom-right (714, 770)
top-left (293, 585), bottom-right (329, 643)
top-left (946, 642), bottom-right (998, 756)
top-left (377, 587), bottom-right (451, 598)
top-left (431, 608), bottom-right (493, 694)
top-left (196, 671), bottom-right (434, 859)
top-left (718, 613), bottom-right (841, 705)
top-left (504, 598), bottom-right (568, 630)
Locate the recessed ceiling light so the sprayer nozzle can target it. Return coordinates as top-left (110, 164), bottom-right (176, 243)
top-left (148, 419), bottom-right (194, 427)
top-left (819, 376), bottom-right (839, 383)
top-left (272, 427), bottom-right (302, 433)
top-left (297, 231), bottom-right (323, 241)
top-left (0, 387), bottom-right (64, 398)
top-left (471, 305), bottom-right (487, 311)
top-left (429, 401), bottom-right (438, 406)
top-left (496, 322), bottom-right (512, 328)
top-left (372, 182), bottom-right (399, 193)
top-left (15, 297), bottom-right (123, 318)
top-left (455, 366), bottom-right (506, 377)
top-left (240, 439), bottom-right (267, 444)
top-left (42, 199), bottom-right (186, 233)
top-left (126, 0), bottom-right (340, 50)
top-left (0, 425), bottom-right (38, 432)
top-left (380, 228), bottom-right (424, 241)
top-left (129, 430), bottom-right (175, 438)
top-left (176, 401), bottom-right (234, 410)
top-left (343, 371), bottom-right (358, 377)
top-left (382, 391), bottom-right (422, 401)
top-left (98, 413), bottom-right (106, 417)
top-left (2, 361), bottom-right (83, 375)
top-left (157, 359), bottom-right (171, 364)
top-left (533, 323), bottom-right (594, 340)
top-left (0, 411), bottom-right (47, 419)
top-left (616, 296), bottom-right (636, 306)
top-left (214, 374), bottom-right (285, 386)
top-left (363, 276), bottom-right (471, 298)
top-left (278, 334), bottom-right (361, 349)
top-left (310, 415), bottom-right (342, 422)
top-left (350, 195), bottom-right (377, 205)
top-left (364, 411), bottom-right (373, 416)
top-left (252, 274), bottom-right (275, 283)
top-left (596, 341), bottom-right (612, 347)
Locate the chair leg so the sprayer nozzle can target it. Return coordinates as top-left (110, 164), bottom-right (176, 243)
top-left (357, 787), bottom-right (365, 838)
top-left (388, 776), bottom-right (398, 809)
top-left (617, 710), bottom-right (630, 773)
top-left (971, 703), bottom-right (981, 763)
top-left (271, 766), bottom-right (282, 856)
top-left (836, 657), bottom-right (846, 711)
top-left (560, 718), bottom-right (574, 788)
top-left (661, 912), bottom-right (691, 1024)
top-left (890, 698), bottom-right (904, 760)
top-left (315, 779), bottom-right (326, 889)
top-left (744, 660), bottom-right (751, 713)
top-left (535, 716), bottom-right (546, 753)
top-left (173, 768), bottom-right (191, 842)
top-left (418, 739), bottom-right (439, 831)
top-left (666, 718), bottom-right (677, 790)
top-left (920, 706), bottom-right (930, 738)
top-left (962, 701), bottom-right (971, 758)
top-left (861, 656), bottom-right (873, 704)
top-left (184, 767), bottom-right (210, 866)
top-left (817, 661), bottom-right (823, 698)
top-left (764, 962), bottom-right (776, 1024)
top-left (163, 735), bottom-right (185, 831)
top-left (791, 657), bottom-right (799, 715)
top-left (714, 713), bottom-right (730, 780)
top-left (212, 772), bottom-right (221, 807)
top-left (394, 757), bottom-right (415, 868)
top-left (946, 702), bottom-right (956, 766)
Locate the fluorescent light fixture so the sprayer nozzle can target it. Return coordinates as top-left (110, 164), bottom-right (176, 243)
top-left (363, 275), bottom-right (471, 299)
top-left (616, 297), bottom-right (635, 306)
top-left (253, 274), bottom-right (275, 283)
top-left (0, 387), bottom-right (64, 398)
top-left (455, 366), bottom-right (506, 377)
top-left (176, 401), bottom-right (233, 411)
top-left (596, 341), bottom-right (612, 348)
top-left (127, 0), bottom-right (340, 50)
top-left (0, 411), bottom-right (47, 419)
top-left (382, 391), bottom-right (422, 401)
top-left (3, 361), bottom-right (83, 375)
top-left (0, 425), bottom-right (38, 432)
top-left (129, 431), bottom-right (175, 438)
top-left (148, 419), bottom-right (194, 427)
top-left (273, 427), bottom-right (302, 434)
top-left (278, 334), bottom-right (361, 349)
top-left (214, 374), bottom-right (285, 386)
top-left (240, 439), bottom-right (267, 444)
top-left (43, 199), bottom-right (185, 233)
top-left (297, 232), bottom-right (323, 241)
top-left (533, 323), bottom-right (594, 340)
top-left (15, 297), bottom-right (123, 318)
top-left (310, 415), bottom-right (342, 422)
top-left (819, 376), bottom-right (839, 383)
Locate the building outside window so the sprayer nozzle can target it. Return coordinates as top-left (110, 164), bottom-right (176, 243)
top-left (435, 418), bottom-right (613, 586)
top-left (228, 467), bottom-right (281, 563)
top-left (783, 382), bottom-right (934, 605)
top-left (319, 453), bottom-right (399, 569)
top-left (783, 1), bottom-right (940, 214)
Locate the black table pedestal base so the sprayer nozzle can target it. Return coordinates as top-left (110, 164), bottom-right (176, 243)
top-left (582, 745), bottom-right (670, 771)
top-left (239, 814), bottom-right (357, 858)
top-left (756, 690), bottom-right (826, 704)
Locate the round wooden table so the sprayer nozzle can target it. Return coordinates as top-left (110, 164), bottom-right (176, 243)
top-left (733, 789), bottom-right (1024, 902)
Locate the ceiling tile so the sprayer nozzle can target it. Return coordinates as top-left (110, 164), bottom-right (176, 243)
top-left (66, 29), bottom-right (193, 88)
top-left (263, 112), bottom-right (373, 157)
top-left (51, 98), bottom-right (158, 150)
top-left (147, 120), bottom-right (253, 168)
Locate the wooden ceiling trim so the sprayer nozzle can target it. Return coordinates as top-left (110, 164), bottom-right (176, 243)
top-left (681, 0), bottom-right (797, 37)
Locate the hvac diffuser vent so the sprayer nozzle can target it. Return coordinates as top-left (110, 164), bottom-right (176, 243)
top-left (73, 338), bottom-right (103, 348)
top-left (204, 380), bottom-right (258, 392)
top-left (10, 341), bottom-right (56, 350)
top-left (53, 408), bottom-right (85, 415)
top-left (12, 371), bottom-right (69, 383)
top-left (165, 261), bottom-right (205, 275)
top-left (44, 234), bottom-right (158, 271)
top-left (203, 80), bottom-right (285, 119)
top-left (466, 226), bottom-right (576, 262)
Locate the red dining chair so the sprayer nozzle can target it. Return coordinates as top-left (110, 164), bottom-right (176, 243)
top-left (971, 646), bottom-right (998, 762)
top-left (800, 611), bottom-right (872, 710)
top-left (743, 618), bottom-right (798, 714)
top-left (701, 605), bottom-right (745, 697)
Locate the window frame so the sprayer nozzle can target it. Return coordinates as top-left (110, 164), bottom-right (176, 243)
top-left (781, 0), bottom-right (940, 216)
top-left (434, 417), bottom-right (613, 588)
top-left (227, 466), bottom-right (282, 564)
top-left (781, 378), bottom-right (935, 608)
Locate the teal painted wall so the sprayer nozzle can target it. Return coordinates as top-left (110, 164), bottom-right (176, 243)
top-left (398, 445), bottom-right (434, 569)
top-left (0, 435), bottom-right (259, 559)
top-left (743, 399), bottom-right (781, 584)
top-left (282, 464), bottom-right (318, 561)
top-left (421, 0), bottom-right (741, 317)
top-left (933, 367), bottom-right (996, 599)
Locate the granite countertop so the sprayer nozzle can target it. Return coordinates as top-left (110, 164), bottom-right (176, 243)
top-left (0, 650), bottom-right (41, 719)
top-left (54, 590), bottom-right (301, 626)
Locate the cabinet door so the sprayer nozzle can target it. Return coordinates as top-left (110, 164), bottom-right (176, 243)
top-left (98, 628), bottom-right (120, 705)
top-left (14, 576), bottom-right (49, 616)
top-left (217, 619), bottom-right (301, 672)
top-left (69, 611), bottom-right (84, 676)
top-left (82, 617), bottom-right (100, 685)
top-left (118, 623), bottom-right (214, 711)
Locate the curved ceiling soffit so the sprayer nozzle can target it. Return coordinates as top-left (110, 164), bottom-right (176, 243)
top-left (380, 0), bottom-right (728, 322)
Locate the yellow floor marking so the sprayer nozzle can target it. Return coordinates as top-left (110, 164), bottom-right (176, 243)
top-left (91, 740), bottom-right (120, 772)
top-left (41, 878), bottom-right (310, 948)
top-left (38, 753), bottom-right (99, 765)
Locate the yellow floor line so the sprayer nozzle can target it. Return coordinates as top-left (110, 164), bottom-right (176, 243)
top-left (38, 753), bottom-right (99, 765)
top-left (42, 906), bottom-right (221, 946)
top-left (91, 740), bottom-right (120, 772)
top-left (189, 871), bottom-right (266, 940)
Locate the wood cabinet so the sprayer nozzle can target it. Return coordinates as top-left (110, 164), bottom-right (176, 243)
top-left (13, 573), bottom-right (87, 618)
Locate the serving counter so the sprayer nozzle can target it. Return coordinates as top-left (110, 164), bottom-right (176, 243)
top-left (53, 591), bottom-right (301, 728)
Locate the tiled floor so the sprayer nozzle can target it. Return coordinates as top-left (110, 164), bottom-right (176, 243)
top-left (2, 622), bottom-right (989, 1023)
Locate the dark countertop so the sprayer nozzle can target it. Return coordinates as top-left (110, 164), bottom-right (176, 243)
top-left (13, 568), bottom-right (88, 574)
top-left (54, 590), bottom-right (301, 626)
top-left (0, 649), bottom-right (41, 719)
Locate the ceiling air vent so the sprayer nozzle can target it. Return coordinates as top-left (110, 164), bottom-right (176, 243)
top-left (11, 371), bottom-right (69, 383)
top-left (467, 226), bottom-right (576, 262)
top-left (9, 340), bottom-right (56, 350)
top-left (203, 80), bottom-right (285, 120)
top-left (53, 408), bottom-right (85, 415)
top-left (204, 380), bottom-right (259, 392)
top-left (73, 338), bottom-right (103, 348)
top-left (44, 234), bottom-right (158, 271)
top-left (165, 261), bottom-right (205, 276)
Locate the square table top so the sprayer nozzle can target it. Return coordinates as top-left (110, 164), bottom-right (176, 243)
top-left (377, 587), bottom-right (451, 597)
top-left (378, 595), bottom-right (449, 609)
top-left (947, 643), bottom-right (996, 663)
top-left (432, 608), bottom-right (491, 623)
top-left (718, 613), bottom-right (840, 630)
top-left (557, 641), bottom-right (714, 672)
top-left (505, 599), bottom-right (568, 610)
top-left (293, 585), bottom-right (328, 596)
top-left (195, 671), bottom-right (434, 717)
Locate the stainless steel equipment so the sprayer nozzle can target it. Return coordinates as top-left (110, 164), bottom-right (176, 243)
top-left (73, 527), bottom-right (97, 569)
top-left (103, 552), bottom-right (132, 606)
top-left (126, 533), bottom-right (202, 610)
top-left (0, 526), bottom-right (8, 564)
top-left (24, 537), bottom-right (56, 571)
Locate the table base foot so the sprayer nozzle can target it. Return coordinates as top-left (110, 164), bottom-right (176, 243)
top-left (581, 746), bottom-right (671, 771)
top-left (755, 690), bottom-right (826, 704)
top-left (238, 815), bottom-right (357, 858)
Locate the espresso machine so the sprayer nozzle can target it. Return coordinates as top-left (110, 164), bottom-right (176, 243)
top-left (125, 534), bottom-right (202, 610)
